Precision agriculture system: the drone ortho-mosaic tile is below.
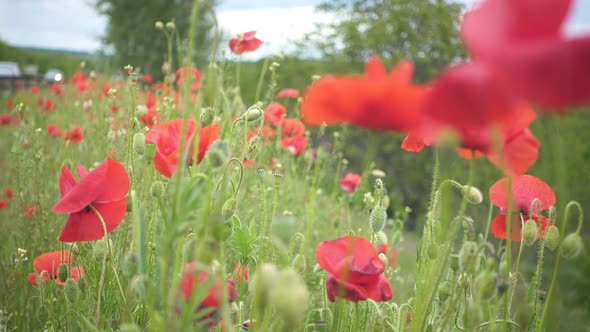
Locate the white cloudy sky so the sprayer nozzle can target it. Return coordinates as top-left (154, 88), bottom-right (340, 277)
top-left (0, 0), bottom-right (589, 59)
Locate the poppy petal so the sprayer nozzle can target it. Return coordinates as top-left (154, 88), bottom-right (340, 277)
top-left (58, 199), bottom-right (127, 242)
top-left (197, 123), bottom-right (220, 164)
top-left (52, 161), bottom-right (109, 213)
top-left (487, 128), bottom-right (539, 176)
top-left (59, 165), bottom-right (77, 197)
top-left (491, 214), bottom-right (552, 241)
top-left (316, 236), bottom-right (383, 283)
top-left (489, 175), bottom-right (556, 212)
top-left (94, 159), bottom-right (130, 203)
top-left (33, 251), bottom-right (71, 278)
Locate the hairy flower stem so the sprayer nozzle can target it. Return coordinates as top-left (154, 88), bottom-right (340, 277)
top-left (90, 205), bottom-right (111, 328)
top-left (539, 201), bottom-right (583, 330)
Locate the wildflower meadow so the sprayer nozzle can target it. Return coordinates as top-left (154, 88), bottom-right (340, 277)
top-left (0, 0), bottom-right (589, 331)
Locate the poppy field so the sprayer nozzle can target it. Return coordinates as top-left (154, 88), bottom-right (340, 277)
top-left (1, 0), bottom-right (589, 331)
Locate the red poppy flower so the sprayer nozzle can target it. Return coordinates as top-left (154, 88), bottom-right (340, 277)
top-left (281, 135), bottom-right (307, 156)
top-left (316, 236), bottom-right (392, 302)
top-left (4, 188), bottom-right (12, 200)
top-left (141, 108), bottom-right (160, 128)
top-left (44, 99), bottom-right (54, 112)
top-left (23, 205), bottom-right (38, 218)
top-left (145, 120), bottom-right (220, 178)
top-left (176, 67), bottom-right (201, 91)
top-left (64, 127), bottom-right (83, 144)
top-left (142, 74), bottom-right (153, 84)
top-left (277, 88), bottom-right (299, 99)
top-left (30, 85), bottom-right (39, 94)
top-left (0, 200), bottom-right (6, 209)
top-left (233, 263), bottom-right (248, 282)
top-left (229, 31), bottom-right (263, 55)
top-left (6, 100), bottom-right (13, 110)
top-left (179, 262), bottom-right (237, 325)
top-left (49, 83), bottom-right (62, 95)
top-left (0, 114), bottom-right (11, 125)
top-left (489, 175), bottom-right (556, 241)
top-left (301, 57), bottom-right (427, 133)
top-left (264, 103), bottom-right (286, 126)
top-left (339, 173), bottom-right (361, 193)
top-left (27, 251), bottom-right (84, 286)
top-left (403, 63), bottom-right (540, 175)
top-left (52, 158), bottom-right (130, 242)
top-left (47, 124), bottom-right (62, 138)
top-left (280, 118), bottom-right (305, 138)
top-left (461, 0), bottom-right (590, 110)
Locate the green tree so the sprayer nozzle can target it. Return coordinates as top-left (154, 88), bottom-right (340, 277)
top-left (303, 0), bottom-right (465, 80)
top-left (96, 0), bottom-right (218, 77)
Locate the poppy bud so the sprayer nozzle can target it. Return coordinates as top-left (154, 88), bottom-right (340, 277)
top-left (133, 133), bottom-right (145, 156)
top-left (269, 269), bottom-right (309, 328)
top-left (450, 255), bottom-right (460, 271)
top-left (200, 107), bottom-right (215, 127)
top-left (150, 180), bottom-right (165, 198)
top-left (205, 140), bottom-right (230, 169)
top-left (292, 253), bottom-right (306, 273)
top-left (462, 300), bottom-right (481, 330)
top-left (544, 225), bottom-right (560, 251)
top-left (246, 135), bottom-right (261, 160)
top-left (461, 185), bottom-right (483, 204)
top-left (515, 302), bottom-right (534, 330)
top-left (122, 252), bottom-right (139, 278)
top-left (92, 238), bottom-right (112, 262)
top-left (369, 206), bottom-right (387, 233)
top-left (154, 21), bottom-right (164, 30)
top-left (321, 307), bottom-right (334, 328)
top-left (522, 218), bottom-right (538, 246)
top-left (476, 271), bottom-right (497, 300)
top-left (438, 281), bottom-right (451, 302)
top-left (376, 231), bottom-right (388, 247)
top-left (64, 278), bottom-right (79, 303)
top-left (165, 21), bottom-right (175, 31)
top-left (241, 106), bottom-right (263, 122)
top-left (57, 263), bottom-right (69, 283)
top-left (561, 233), bottom-right (583, 259)
top-left (459, 241), bottom-right (477, 270)
top-left (222, 197), bottom-right (238, 219)
top-left (77, 276), bottom-right (86, 293)
top-left (289, 233), bottom-right (304, 257)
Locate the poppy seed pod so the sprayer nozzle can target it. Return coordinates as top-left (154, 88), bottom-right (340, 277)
top-left (57, 263), bottom-right (69, 283)
top-left (461, 185), bottom-right (483, 204)
top-left (64, 278), bottom-right (79, 303)
top-left (561, 233), bottom-right (583, 259)
top-left (544, 225), bottom-right (560, 251)
top-left (133, 133), bottom-right (146, 156)
top-left (522, 218), bottom-right (538, 245)
top-left (369, 206), bottom-right (387, 233)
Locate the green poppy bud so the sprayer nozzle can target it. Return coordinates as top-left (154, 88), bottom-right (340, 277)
top-left (150, 180), bottom-right (165, 198)
top-left (544, 225), bottom-right (560, 251)
top-left (222, 197), bottom-right (238, 219)
top-left (459, 241), bottom-right (477, 270)
top-left (246, 135), bottom-right (261, 160)
top-left (561, 233), bottom-right (583, 259)
top-left (200, 107), bottom-right (215, 127)
top-left (476, 271), bottom-right (497, 300)
top-left (133, 133), bottom-right (145, 156)
top-left (57, 263), bottom-right (69, 283)
top-left (378, 253), bottom-right (389, 269)
top-left (522, 218), bottom-right (538, 246)
top-left (438, 281), bottom-right (451, 302)
top-left (64, 278), bottom-right (79, 303)
top-left (461, 185), bottom-right (483, 204)
top-left (321, 307), bottom-right (334, 328)
top-left (292, 253), bottom-right (307, 273)
top-left (205, 140), bottom-right (230, 169)
top-left (241, 106), bottom-right (263, 122)
top-left (450, 255), bottom-right (460, 271)
top-left (92, 238), bottom-right (112, 262)
top-left (269, 269), bottom-right (309, 328)
top-left (369, 206), bottom-right (387, 234)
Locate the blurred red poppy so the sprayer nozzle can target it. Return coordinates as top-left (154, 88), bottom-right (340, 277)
top-left (145, 120), bottom-right (220, 178)
top-left (4, 188), bottom-right (12, 200)
top-left (264, 103), bottom-right (286, 126)
top-left (301, 57), bottom-right (426, 133)
top-left (316, 236), bottom-right (392, 302)
top-left (281, 135), bottom-right (307, 156)
top-left (27, 251), bottom-right (84, 286)
top-left (23, 205), bottom-right (38, 218)
top-left (280, 118), bottom-right (305, 138)
top-left (142, 74), bottom-right (153, 84)
top-left (0, 114), bottom-right (11, 125)
top-left (229, 31), bottom-right (263, 55)
top-left (52, 158), bottom-right (130, 242)
top-left (47, 124), bottom-right (62, 138)
top-left (462, 0), bottom-right (590, 110)
top-left (30, 86), bottom-right (39, 94)
top-left (339, 173), bottom-right (361, 193)
top-left (179, 262), bottom-right (237, 326)
top-left (0, 200), bottom-right (6, 209)
top-left (489, 175), bottom-right (555, 241)
top-left (49, 83), bottom-right (62, 95)
top-left (176, 67), bottom-right (201, 91)
top-left (64, 127), bottom-right (83, 144)
top-left (277, 88), bottom-right (299, 99)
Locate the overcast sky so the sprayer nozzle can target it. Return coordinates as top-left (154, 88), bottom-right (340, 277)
top-left (0, 0), bottom-right (589, 59)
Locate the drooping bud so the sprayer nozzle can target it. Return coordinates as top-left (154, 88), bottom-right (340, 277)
top-left (290, 233), bottom-right (305, 256)
top-left (544, 225), bottom-right (560, 251)
top-left (222, 197), bottom-right (238, 219)
top-left (133, 133), bottom-right (146, 156)
top-left (183, 235), bottom-right (197, 261)
top-left (459, 241), bottom-right (477, 270)
top-left (522, 218), bottom-right (538, 246)
top-left (150, 181), bottom-right (165, 198)
top-left (561, 233), bottom-right (583, 259)
top-left (462, 299), bottom-right (481, 330)
top-left (64, 278), bottom-right (79, 303)
top-left (200, 107), bottom-right (215, 127)
top-left (246, 135), bottom-right (261, 160)
top-left (205, 140), bottom-right (230, 169)
top-left (369, 206), bottom-right (387, 233)
top-left (292, 253), bottom-right (307, 273)
top-left (461, 185), bottom-right (483, 204)
top-left (165, 21), bottom-right (175, 31)
top-left (269, 269), bottom-right (309, 328)
top-left (438, 281), bottom-right (451, 302)
top-left (241, 106), bottom-right (263, 122)
top-left (57, 263), bottom-right (69, 283)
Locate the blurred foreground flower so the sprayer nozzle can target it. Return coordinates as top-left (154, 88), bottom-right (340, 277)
top-left (229, 31), bottom-right (263, 55)
top-left (339, 173), bottom-right (361, 193)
